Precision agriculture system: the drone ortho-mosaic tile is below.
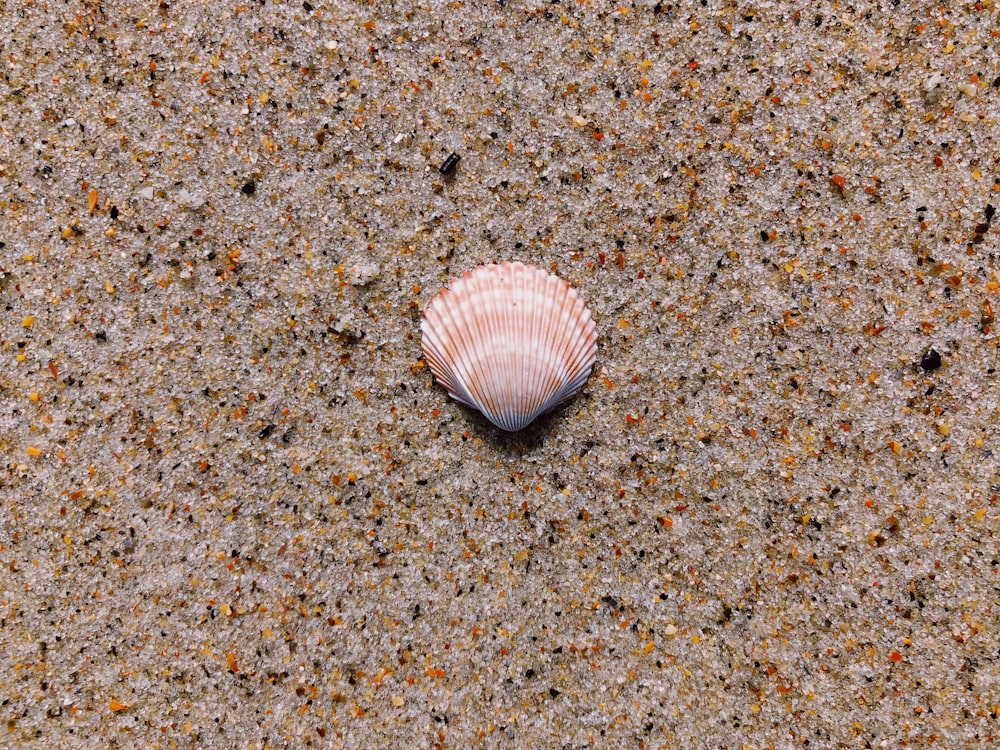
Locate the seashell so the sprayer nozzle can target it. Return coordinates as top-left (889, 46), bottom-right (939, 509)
top-left (421, 262), bottom-right (598, 431)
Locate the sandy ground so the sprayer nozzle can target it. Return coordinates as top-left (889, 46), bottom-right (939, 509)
top-left (2, 0), bottom-right (999, 747)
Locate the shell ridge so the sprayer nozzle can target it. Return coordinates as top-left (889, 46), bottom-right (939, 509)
top-left (421, 304), bottom-right (457, 394)
top-left (427, 291), bottom-right (472, 402)
top-left (499, 263), bottom-right (518, 429)
top-left (469, 265), bottom-right (509, 429)
top-left (456, 275), bottom-right (499, 423)
top-left (557, 302), bottom-right (595, 377)
top-left (474, 265), bottom-right (507, 428)
top-left (428, 282), bottom-right (482, 411)
top-left (528, 267), bottom-right (556, 422)
top-left (555, 275), bottom-right (581, 387)
top-left (511, 263), bottom-right (532, 429)
top-left (537, 273), bottom-right (572, 415)
top-left (551, 279), bottom-right (594, 415)
top-left (556, 307), bottom-right (592, 388)
top-left (546, 271), bottom-right (566, 414)
top-left (500, 264), bottom-right (520, 429)
top-left (425, 332), bottom-right (472, 407)
top-left (524, 264), bottom-right (548, 428)
top-left (531, 271), bottom-right (562, 428)
top-left (523, 270), bottom-right (575, 424)
top-left (501, 263), bottom-right (525, 431)
top-left (505, 264), bottom-right (528, 430)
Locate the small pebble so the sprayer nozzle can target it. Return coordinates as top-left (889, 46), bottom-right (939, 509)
top-left (920, 348), bottom-right (942, 372)
top-left (439, 152), bottom-right (461, 176)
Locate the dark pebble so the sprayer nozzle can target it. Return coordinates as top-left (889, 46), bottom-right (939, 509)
top-left (920, 348), bottom-right (941, 372)
top-left (241, 181), bottom-right (256, 195)
top-left (439, 152), bottom-right (461, 176)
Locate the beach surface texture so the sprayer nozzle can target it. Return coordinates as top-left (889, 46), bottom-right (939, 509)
top-left (1, 1), bottom-right (998, 747)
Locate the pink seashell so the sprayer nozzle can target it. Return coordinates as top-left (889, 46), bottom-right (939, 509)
top-left (421, 262), bottom-right (598, 431)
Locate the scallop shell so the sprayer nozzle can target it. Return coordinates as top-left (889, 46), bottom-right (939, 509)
top-left (421, 262), bottom-right (598, 431)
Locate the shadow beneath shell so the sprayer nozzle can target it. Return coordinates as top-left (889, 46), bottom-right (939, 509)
top-left (469, 402), bottom-right (584, 454)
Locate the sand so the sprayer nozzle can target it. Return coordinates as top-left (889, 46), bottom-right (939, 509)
top-left (2, 0), bottom-right (998, 747)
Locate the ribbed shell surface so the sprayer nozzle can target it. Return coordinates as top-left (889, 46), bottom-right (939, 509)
top-left (421, 262), bottom-right (598, 431)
